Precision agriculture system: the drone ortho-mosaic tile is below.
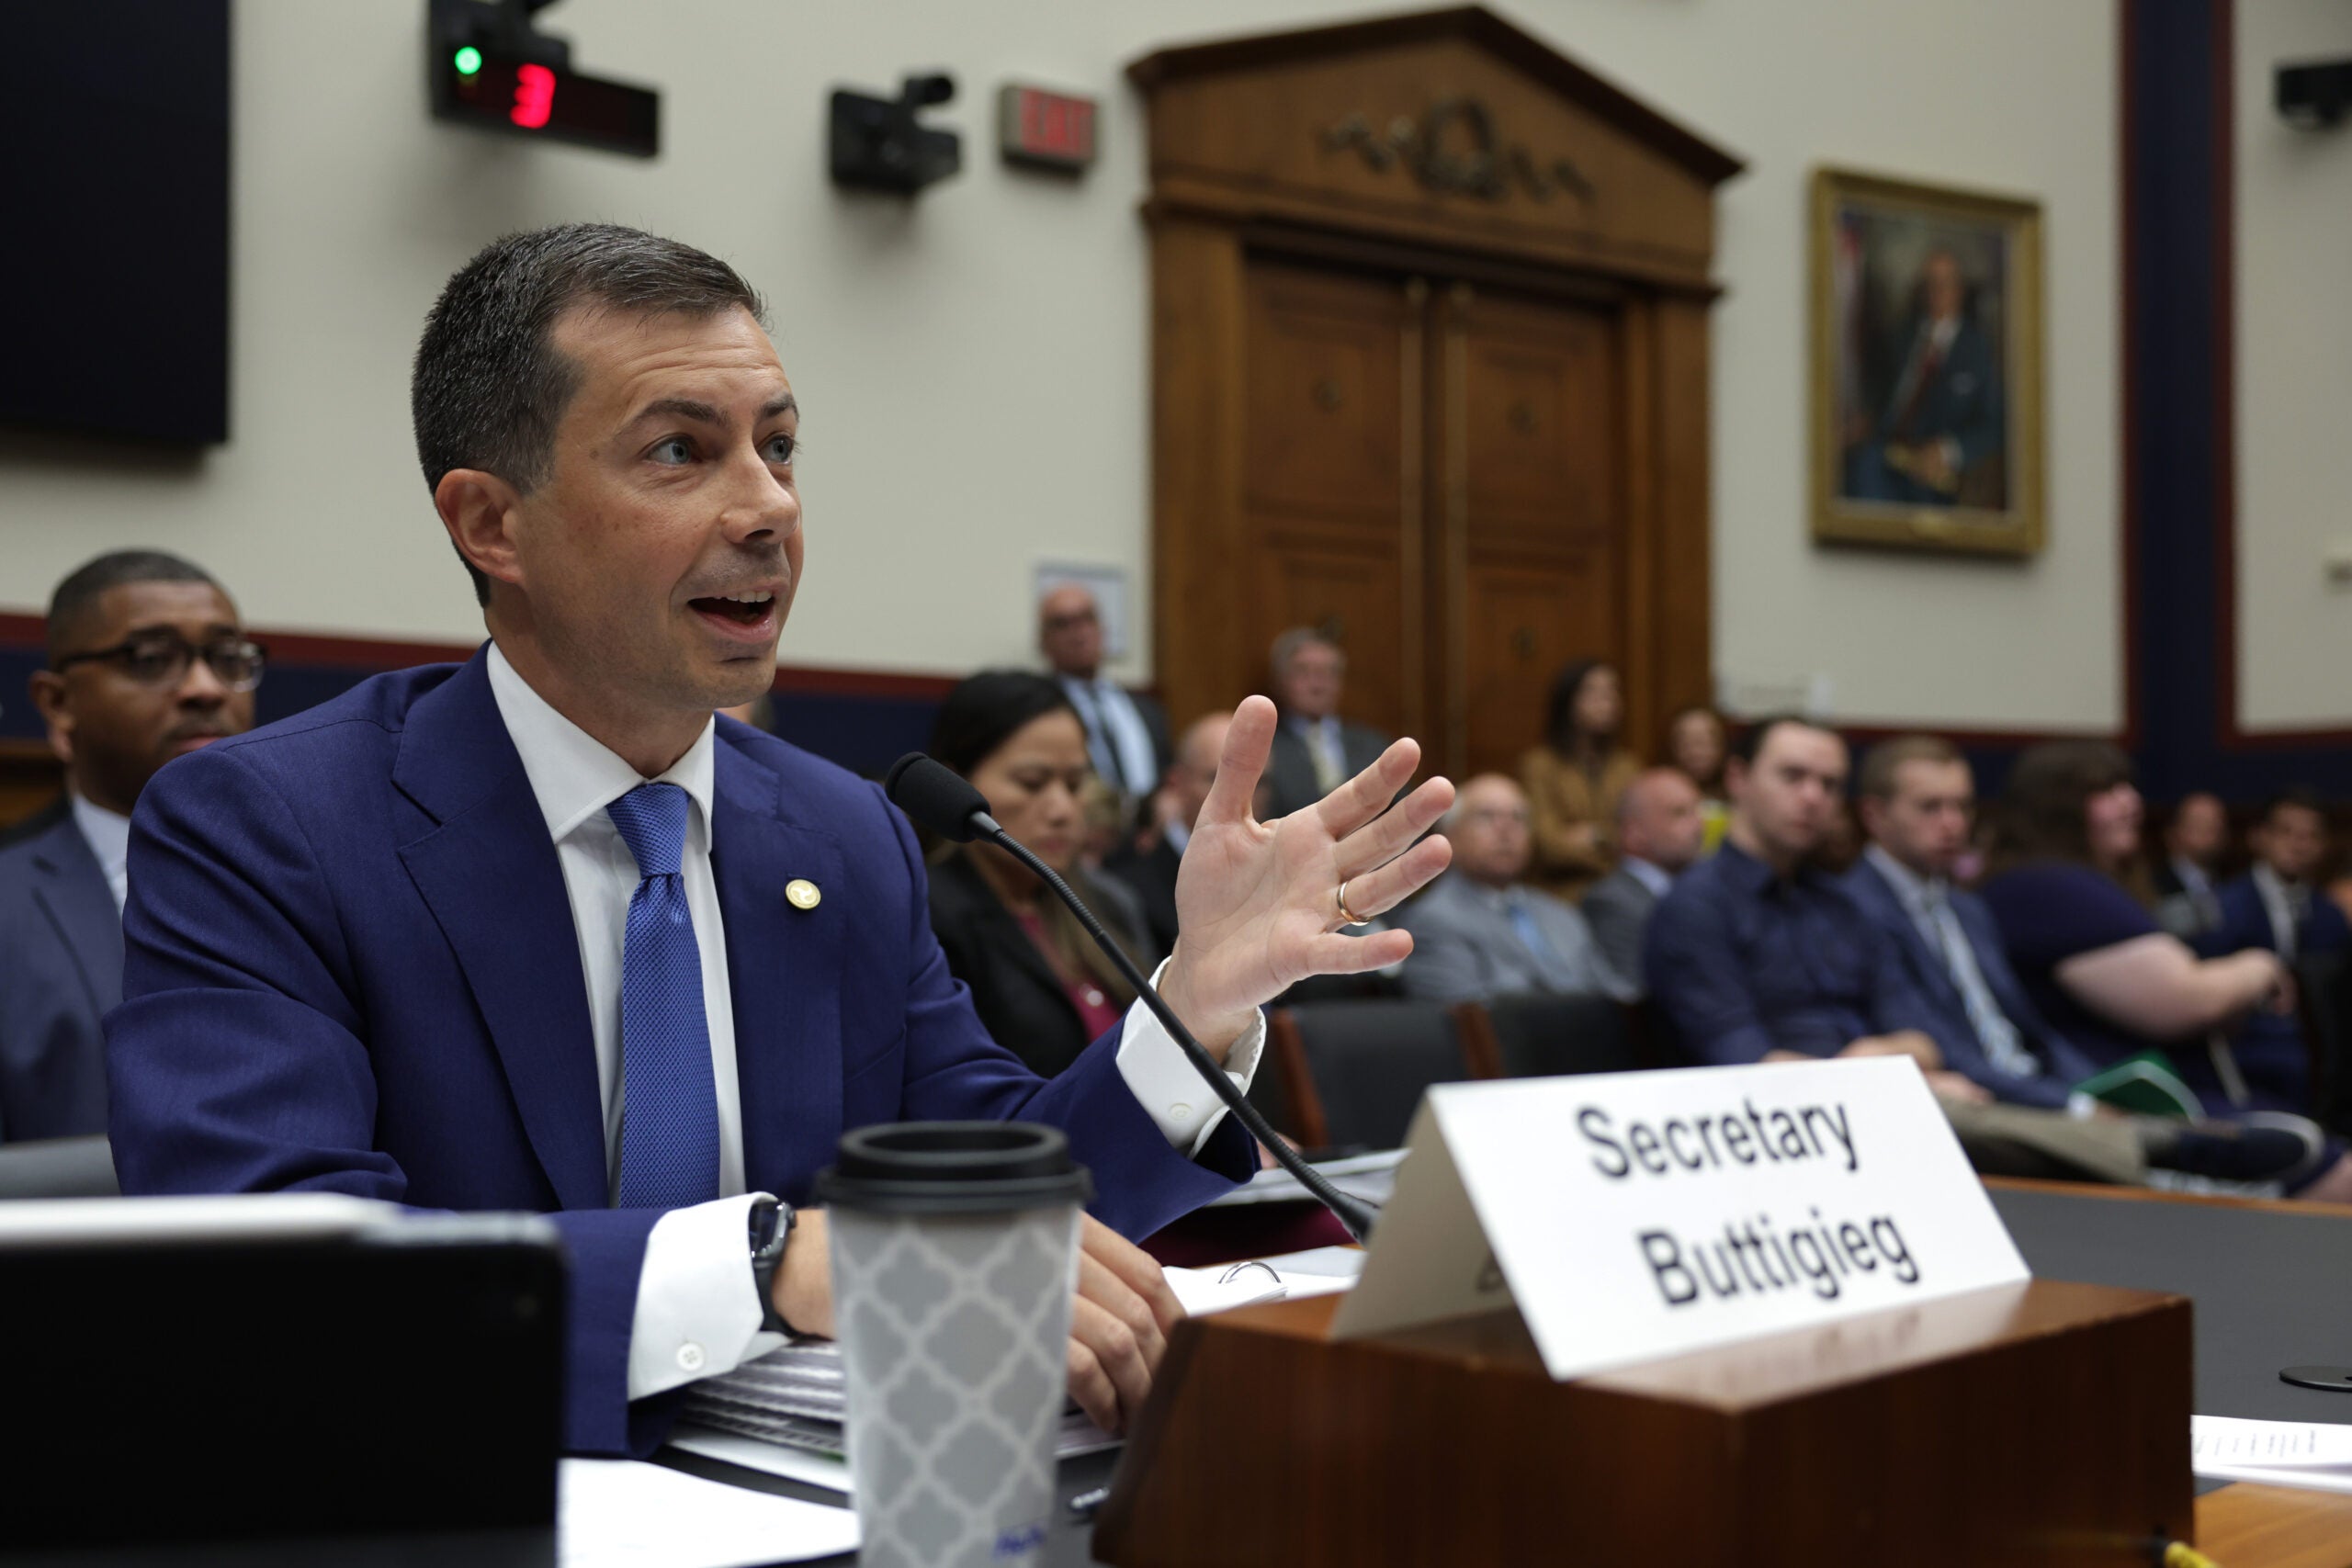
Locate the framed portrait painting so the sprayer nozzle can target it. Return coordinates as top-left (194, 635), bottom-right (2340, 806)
top-left (1810, 168), bottom-right (2045, 556)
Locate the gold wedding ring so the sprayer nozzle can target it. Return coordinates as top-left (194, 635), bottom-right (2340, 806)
top-left (1335, 879), bottom-right (1372, 928)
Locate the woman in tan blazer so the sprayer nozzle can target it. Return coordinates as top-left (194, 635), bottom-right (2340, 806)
top-left (1519, 660), bottom-right (1641, 902)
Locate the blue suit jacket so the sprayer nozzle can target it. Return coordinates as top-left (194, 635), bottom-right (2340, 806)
top-left (2194, 874), bottom-right (2352, 964)
top-left (0, 809), bottom-right (122, 1141)
top-left (106, 649), bottom-right (1251, 1455)
top-left (1841, 858), bottom-right (2098, 1110)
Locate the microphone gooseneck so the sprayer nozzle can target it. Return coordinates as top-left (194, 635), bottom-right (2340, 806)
top-left (886, 752), bottom-right (1377, 1242)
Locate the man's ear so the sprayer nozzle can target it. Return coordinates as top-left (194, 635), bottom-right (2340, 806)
top-left (434, 468), bottom-right (528, 596)
top-left (27, 671), bottom-right (74, 767)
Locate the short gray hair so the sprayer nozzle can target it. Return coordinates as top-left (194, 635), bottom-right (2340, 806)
top-left (1269, 626), bottom-right (1342, 684)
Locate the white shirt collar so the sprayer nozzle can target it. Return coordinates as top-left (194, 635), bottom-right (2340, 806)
top-left (69, 791), bottom-right (132, 911)
top-left (1621, 856), bottom-right (1673, 899)
top-left (1864, 843), bottom-right (1941, 909)
top-left (485, 643), bottom-right (718, 851)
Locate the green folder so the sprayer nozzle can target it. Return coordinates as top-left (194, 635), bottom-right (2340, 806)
top-left (2074, 1052), bottom-right (2202, 1120)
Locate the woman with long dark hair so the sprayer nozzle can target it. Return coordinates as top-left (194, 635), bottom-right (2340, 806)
top-left (1519, 660), bottom-right (1639, 900)
top-left (922, 671), bottom-right (1152, 1077)
top-left (1980, 742), bottom-right (2337, 1137)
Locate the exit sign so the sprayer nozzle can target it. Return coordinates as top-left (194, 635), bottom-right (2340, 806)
top-left (998, 85), bottom-right (1096, 172)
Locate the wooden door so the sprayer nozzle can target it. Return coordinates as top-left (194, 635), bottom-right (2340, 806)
top-left (1432, 286), bottom-right (1626, 781)
top-left (1239, 259), bottom-right (1424, 742)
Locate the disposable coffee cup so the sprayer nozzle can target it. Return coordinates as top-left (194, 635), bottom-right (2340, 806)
top-left (815, 1122), bottom-right (1093, 1568)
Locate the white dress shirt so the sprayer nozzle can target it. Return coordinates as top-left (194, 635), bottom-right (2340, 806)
top-left (2251, 863), bottom-right (2306, 964)
top-left (484, 645), bottom-right (1262, 1402)
top-left (70, 793), bottom-right (132, 911)
top-left (1620, 856), bottom-right (1673, 902)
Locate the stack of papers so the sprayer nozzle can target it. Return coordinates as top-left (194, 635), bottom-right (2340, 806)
top-left (560, 1459), bottom-right (858, 1566)
top-left (671, 1257), bottom-right (1359, 1491)
top-left (1205, 1148), bottom-right (1406, 1208)
top-left (2190, 1416), bottom-right (2352, 1494)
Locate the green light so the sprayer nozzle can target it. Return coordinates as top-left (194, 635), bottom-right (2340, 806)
top-left (454, 46), bottom-right (482, 75)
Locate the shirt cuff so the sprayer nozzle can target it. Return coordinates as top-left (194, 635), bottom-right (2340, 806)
top-left (1114, 956), bottom-right (1265, 1158)
top-left (625, 1193), bottom-right (787, 1403)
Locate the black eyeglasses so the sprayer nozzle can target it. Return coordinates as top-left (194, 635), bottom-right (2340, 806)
top-left (51, 633), bottom-right (267, 693)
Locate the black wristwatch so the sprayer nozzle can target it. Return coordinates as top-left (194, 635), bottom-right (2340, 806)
top-left (749, 1196), bottom-right (797, 1336)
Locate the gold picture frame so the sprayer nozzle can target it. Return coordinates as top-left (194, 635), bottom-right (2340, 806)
top-left (1810, 167), bottom-right (2045, 556)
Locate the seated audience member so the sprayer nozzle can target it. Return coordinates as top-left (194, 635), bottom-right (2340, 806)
top-left (1848, 737), bottom-right (2107, 1107)
top-left (1262, 628), bottom-right (1391, 820)
top-left (1852, 737), bottom-right (2352, 1199)
top-left (1038, 582), bottom-right (1169, 819)
top-left (1582, 767), bottom-right (1707, 1000)
top-left (2195, 789), bottom-right (2350, 965)
top-left (0, 550), bottom-right (257, 1142)
top-left (1980, 743), bottom-right (2312, 1113)
top-left (1519, 660), bottom-right (1639, 901)
top-left (1664, 702), bottom-right (1732, 851)
top-left (1640, 716), bottom-right (1979, 1097)
top-left (1105, 713), bottom-right (1229, 959)
top-left (923, 672), bottom-right (1156, 1076)
top-left (1645, 722), bottom-right (2335, 1190)
top-left (2153, 790), bottom-right (2230, 938)
top-left (1396, 773), bottom-right (1611, 1005)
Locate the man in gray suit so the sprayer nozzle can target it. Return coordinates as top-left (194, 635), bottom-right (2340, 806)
top-left (0, 550), bottom-right (258, 1141)
top-left (1262, 628), bottom-right (1392, 821)
top-left (1583, 767), bottom-right (1709, 999)
top-left (1398, 773), bottom-right (1609, 1004)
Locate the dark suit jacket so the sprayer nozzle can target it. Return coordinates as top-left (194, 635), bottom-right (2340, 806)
top-left (1580, 865), bottom-right (1662, 1000)
top-left (1842, 857), bottom-right (2099, 1109)
top-left (0, 810), bottom-right (122, 1141)
top-left (1061, 679), bottom-right (1171, 795)
top-left (2195, 872), bottom-right (2352, 962)
top-left (1263, 716), bottom-right (1391, 821)
top-left (106, 649), bottom-right (1250, 1456)
top-left (927, 851), bottom-right (1155, 1078)
top-left (1103, 834), bottom-right (1181, 960)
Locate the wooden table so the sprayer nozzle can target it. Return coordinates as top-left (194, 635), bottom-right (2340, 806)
top-left (2198, 1483), bottom-right (2352, 1567)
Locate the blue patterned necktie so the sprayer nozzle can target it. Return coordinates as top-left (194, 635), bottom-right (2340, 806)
top-left (1507, 896), bottom-right (1554, 962)
top-left (605, 782), bottom-right (720, 1209)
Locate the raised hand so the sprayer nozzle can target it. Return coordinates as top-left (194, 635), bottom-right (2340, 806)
top-left (1157, 695), bottom-right (1453, 1055)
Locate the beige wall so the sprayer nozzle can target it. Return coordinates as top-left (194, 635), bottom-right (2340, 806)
top-left (0, 0), bottom-right (2119, 728)
top-left (2234, 0), bottom-right (2352, 732)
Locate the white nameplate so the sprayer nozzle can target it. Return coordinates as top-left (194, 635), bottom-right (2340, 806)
top-left (1330, 1057), bottom-right (2030, 1379)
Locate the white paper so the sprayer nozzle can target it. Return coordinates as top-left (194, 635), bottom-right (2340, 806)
top-left (2191, 1416), bottom-right (2352, 1494)
top-left (1207, 1149), bottom-right (1406, 1207)
top-left (1335, 1058), bottom-right (2030, 1382)
top-left (0, 1193), bottom-right (405, 1247)
top-left (1162, 1263), bottom-right (1288, 1315)
top-left (560, 1459), bottom-right (859, 1566)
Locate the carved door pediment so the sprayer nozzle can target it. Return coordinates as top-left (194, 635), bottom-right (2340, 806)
top-left (1130, 6), bottom-right (1743, 293)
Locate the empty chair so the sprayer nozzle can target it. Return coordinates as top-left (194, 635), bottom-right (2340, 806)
top-left (0, 1135), bottom-right (119, 1200)
top-left (1269, 1000), bottom-right (1477, 1151)
top-left (1470, 991), bottom-right (1650, 1080)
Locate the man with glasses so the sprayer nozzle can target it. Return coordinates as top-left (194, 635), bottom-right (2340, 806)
top-left (0, 549), bottom-right (258, 1141)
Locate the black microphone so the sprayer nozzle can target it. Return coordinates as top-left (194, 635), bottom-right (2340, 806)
top-left (885, 752), bottom-right (1376, 1242)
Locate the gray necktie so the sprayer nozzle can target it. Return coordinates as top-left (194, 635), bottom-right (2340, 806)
top-left (1922, 886), bottom-right (2039, 1079)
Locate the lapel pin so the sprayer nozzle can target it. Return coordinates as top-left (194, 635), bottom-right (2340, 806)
top-left (786, 878), bottom-right (821, 910)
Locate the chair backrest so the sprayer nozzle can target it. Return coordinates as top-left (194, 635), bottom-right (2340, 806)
top-left (1270, 1000), bottom-right (1476, 1152)
top-left (0, 1136), bottom-right (120, 1200)
top-left (1476, 991), bottom-right (1650, 1079)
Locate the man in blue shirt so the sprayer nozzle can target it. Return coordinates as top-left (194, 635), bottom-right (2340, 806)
top-left (1642, 716), bottom-right (1987, 1101)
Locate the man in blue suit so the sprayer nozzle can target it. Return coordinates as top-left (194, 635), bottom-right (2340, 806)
top-left (1845, 737), bottom-right (2099, 1108)
top-left (106, 225), bottom-right (1454, 1456)
top-left (1, 550), bottom-right (257, 1142)
top-left (2194, 789), bottom-right (2350, 966)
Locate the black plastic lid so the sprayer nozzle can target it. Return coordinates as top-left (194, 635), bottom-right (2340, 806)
top-left (813, 1122), bottom-right (1094, 1215)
